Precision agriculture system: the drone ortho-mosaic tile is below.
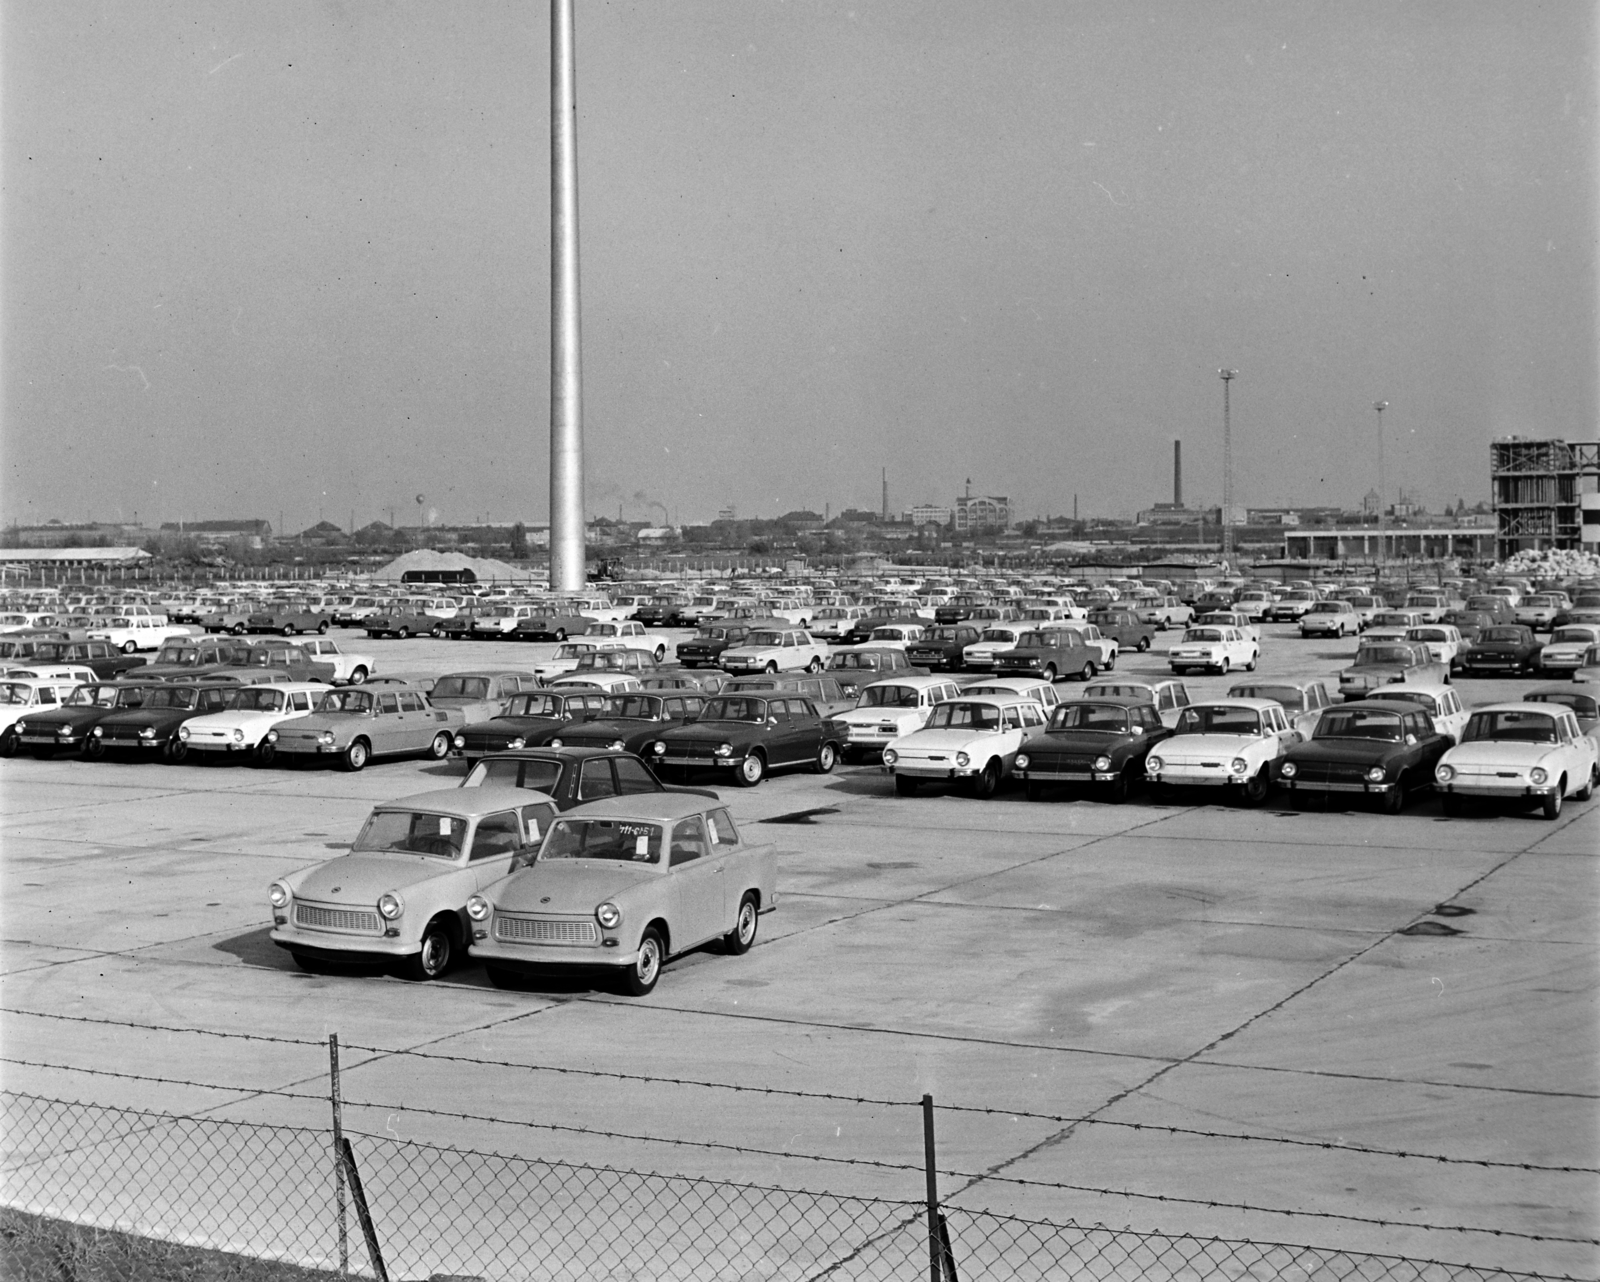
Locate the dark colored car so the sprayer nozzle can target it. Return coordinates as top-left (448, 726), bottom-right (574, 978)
top-left (1455, 625), bottom-right (1544, 677)
top-left (536, 691), bottom-right (707, 755)
top-left (129, 636), bottom-right (254, 682)
top-left (675, 621), bottom-right (766, 668)
top-left (458, 745), bottom-right (718, 806)
top-left (0, 632), bottom-right (72, 663)
top-left (837, 610), bottom-right (920, 647)
top-left (633, 595), bottom-right (690, 627)
top-left (720, 674), bottom-right (853, 718)
top-left (28, 639), bottom-right (148, 680)
top-left (1012, 695), bottom-right (1171, 803)
top-left (246, 601), bottom-right (334, 635)
top-left (453, 688), bottom-right (613, 763)
top-left (1524, 686), bottom-right (1600, 737)
top-left (1276, 698), bottom-right (1452, 813)
top-left (85, 682), bottom-right (237, 763)
top-left (1463, 595), bottom-right (1517, 625)
top-left (994, 629), bottom-right (1098, 683)
top-left (1337, 641), bottom-right (1450, 701)
top-left (933, 595), bottom-right (991, 626)
top-left (1086, 609), bottom-right (1156, 653)
top-left (1440, 609), bottom-right (1496, 650)
top-left (507, 610), bottom-right (596, 642)
top-left (11, 681), bottom-right (165, 756)
top-left (906, 624), bottom-right (984, 672)
top-left (823, 647), bottom-right (927, 698)
top-left (435, 606), bottom-right (488, 639)
top-left (556, 649), bottom-right (663, 682)
top-left (648, 693), bottom-right (842, 787)
top-left (363, 606), bottom-right (438, 639)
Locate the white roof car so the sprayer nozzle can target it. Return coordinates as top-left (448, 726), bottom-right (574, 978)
top-left (1144, 698), bottom-right (1298, 805)
top-left (833, 675), bottom-right (963, 759)
top-left (719, 628), bottom-right (828, 675)
top-left (177, 681), bottom-right (330, 759)
top-left (1435, 703), bottom-right (1598, 819)
top-left (960, 678), bottom-right (1064, 710)
top-left (882, 696), bottom-right (1049, 798)
top-left (1538, 625), bottom-right (1600, 673)
top-left (1167, 626), bottom-right (1259, 675)
top-left (1364, 683), bottom-right (1468, 743)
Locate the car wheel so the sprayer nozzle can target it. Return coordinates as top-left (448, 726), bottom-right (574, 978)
top-left (349, 666), bottom-right (368, 684)
top-left (83, 737), bottom-right (105, 760)
top-left (894, 774), bottom-right (919, 796)
top-left (163, 737), bottom-right (188, 764)
top-left (341, 738), bottom-right (370, 773)
top-left (1576, 764), bottom-right (1598, 803)
top-left (554, 629), bottom-right (567, 642)
top-left (281, 625), bottom-right (295, 637)
top-left (813, 742), bottom-right (837, 774)
top-left (735, 752), bottom-right (765, 787)
top-left (402, 918), bottom-right (455, 981)
top-left (622, 928), bottom-right (664, 996)
top-left (231, 623), bottom-right (247, 636)
top-left (1238, 767), bottom-right (1269, 807)
top-left (1245, 653), bottom-right (1258, 672)
top-left (1542, 782), bottom-right (1564, 821)
top-left (1104, 652), bottom-right (1116, 670)
top-left (431, 626), bottom-right (445, 638)
top-left (806, 656), bottom-right (823, 673)
top-left (765, 661), bottom-right (779, 674)
top-left (428, 731), bottom-right (451, 760)
top-left (253, 740), bottom-right (277, 767)
top-left (317, 620), bottom-right (329, 634)
top-left (1137, 636), bottom-right (1151, 652)
top-left (1080, 662), bottom-right (1097, 680)
top-left (122, 640), bottom-right (139, 654)
top-left (970, 758), bottom-right (1001, 799)
top-left (724, 893), bottom-right (759, 955)
top-left (1103, 768), bottom-right (1131, 805)
top-left (397, 626), bottom-right (410, 639)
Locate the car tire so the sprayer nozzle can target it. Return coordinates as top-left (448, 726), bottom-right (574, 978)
top-left (1576, 764), bottom-right (1598, 803)
top-left (397, 626), bottom-right (410, 639)
top-left (0, 730), bottom-right (15, 758)
top-left (122, 640), bottom-right (139, 654)
top-left (1080, 662), bottom-right (1097, 680)
top-left (231, 623), bottom-right (247, 636)
top-left (431, 626), bottom-right (445, 638)
top-left (1137, 637), bottom-right (1151, 652)
top-left (1104, 769), bottom-right (1131, 805)
top-left (281, 625), bottom-right (295, 637)
top-left (1381, 783), bottom-right (1405, 814)
top-left (813, 742), bottom-right (837, 774)
top-left (401, 918), bottom-right (455, 981)
top-left (894, 774), bottom-right (919, 796)
top-left (765, 661), bottom-right (779, 674)
top-left (1239, 767), bottom-right (1269, 807)
top-left (724, 893), bottom-right (759, 955)
top-left (253, 741), bottom-right (276, 767)
top-left (1246, 653), bottom-right (1258, 672)
top-left (622, 928), bottom-right (664, 997)
top-left (970, 758), bottom-right (1001, 799)
top-left (83, 737), bottom-right (105, 760)
top-left (163, 737), bottom-right (188, 764)
top-left (428, 731), bottom-right (451, 760)
top-left (317, 621), bottom-right (329, 634)
top-left (341, 738), bottom-right (370, 773)
top-left (806, 657), bottom-right (823, 673)
top-left (1542, 783), bottom-right (1564, 821)
top-left (735, 752), bottom-right (765, 787)
top-left (554, 629), bottom-right (567, 642)
top-left (1104, 652), bottom-right (1116, 670)
top-left (349, 666), bottom-right (368, 684)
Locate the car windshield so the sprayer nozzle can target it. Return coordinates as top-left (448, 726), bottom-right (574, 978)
top-left (144, 687), bottom-right (197, 710)
top-left (1552, 629), bottom-right (1598, 644)
top-left (746, 631), bottom-right (784, 647)
top-left (502, 693), bottom-right (560, 717)
top-left (1182, 629), bottom-right (1225, 643)
top-left (1527, 692), bottom-right (1597, 718)
top-left (1462, 709), bottom-right (1560, 743)
top-left (828, 653), bottom-right (880, 670)
top-left (232, 688), bottom-right (288, 712)
top-left (1315, 709), bottom-right (1404, 740)
top-left (315, 689), bottom-right (375, 713)
top-left (698, 697), bottom-right (768, 722)
top-left (1480, 628), bottom-right (1525, 643)
top-left (1305, 603), bottom-right (1342, 614)
top-left (1408, 629), bottom-right (1450, 642)
top-left (67, 686), bottom-right (121, 707)
top-left (552, 644), bottom-right (592, 658)
top-left (1049, 703), bottom-right (1132, 732)
top-left (539, 818), bottom-right (662, 865)
top-left (1174, 706), bottom-right (1264, 736)
top-left (576, 654), bottom-right (624, 670)
top-left (353, 810), bottom-right (466, 860)
top-left (925, 702), bottom-right (1002, 730)
top-left (697, 627), bottom-right (732, 640)
top-left (432, 676), bottom-right (491, 699)
top-left (1367, 691), bottom-right (1438, 714)
top-left (155, 647), bottom-right (200, 664)
top-left (1230, 685), bottom-right (1305, 710)
top-left (604, 695), bottom-right (663, 719)
top-left (1354, 646), bottom-right (1412, 665)
top-left (463, 758), bottom-right (564, 791)
top-left (861, 684), bottom-right (919, 708)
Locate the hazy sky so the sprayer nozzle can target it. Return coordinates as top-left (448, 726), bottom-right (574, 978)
top-left (3, 1), bottom-right (1595, 532)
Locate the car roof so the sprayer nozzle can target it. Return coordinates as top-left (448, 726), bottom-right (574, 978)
top-left (1370, 680), bottom-right (1450, 694)
top-left (964, 677), bottom-right (1051, 690)
top-left (1187, 697), bottom-right (1282, 712)
top-left (437, 669), bottom-right (538, 679)
top-left (1470, 702), bottom-right (1568, 716)
top-left (861, 673), bottom-right (953, 687)
top-left (562, 792), bottom-right (718, 823)
top-left (379, 787), bottom-right (556, 820)
top-left (1066, 694), bottom-right (1154, 709)
top-left (1336, 697), bottom-right (1425, 712)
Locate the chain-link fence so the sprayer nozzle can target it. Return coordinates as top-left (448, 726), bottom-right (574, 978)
top-left (2, 1091), bottom-right (1578, 1282)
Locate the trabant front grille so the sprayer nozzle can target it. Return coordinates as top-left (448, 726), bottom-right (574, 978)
top-left (296, 904), bottom-right (381, 934)
top-left (494, 915), bottom-right (599, 946)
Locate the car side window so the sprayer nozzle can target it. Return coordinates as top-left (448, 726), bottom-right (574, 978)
top-left (613, 757), bottom-right (661, 795)
top-left (1158, 687), bottom-right (1175, 710)
top-left (708, 809), bottom-right (740, 847)
top-left (400, 694), bottom-right (425, 712)
top-left (520, 802), bottom-right (556, 842)
top-left (38, 689), bottom-right (56, 704)
top-left (684, 696), bottom-right (704, 716)
top-left (578, 760), bottom-right (619, 800)
top-left (470, 812), bottom-right (522, 861)
top-left (378, 694), bottom-right (400, 715)
top-left (1022, 705), bottom-right (1044, 727)
top-left (669, 816), bottom-right (710, 866)
top-left (1003, 707), bottom-right (1023, 730)
top-left (290, 692), bottom-right (311, 712)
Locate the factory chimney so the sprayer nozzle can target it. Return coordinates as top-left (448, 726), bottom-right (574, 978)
top-left (1174, 440), bottom-right (1183, 508)
top-left (881, 468), bottom-right (888, 521)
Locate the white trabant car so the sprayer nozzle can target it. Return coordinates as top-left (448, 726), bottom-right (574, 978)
top-left (1403, 625), bottom-right (1465, 667)
top-left (178, 681), bottom-right (330, 760)
top-left (470, 604), bottom-right (540, 637)
top-left (580, 620), bottom-right (671, 661)
top-left (1363, 683), bottom-right (1469, 743)
top-left (1299, 600), bottom-right (1362, 638)
top-left (87, 615), bottom-right (191, 654)
top-left (1514, 594), bottom-right (1566, 631)
top-left (1144, 698), bottom-right (1298, 806)
top-left (298, 637), bottom-right (376, 685)
top-left (718, 627), bottom-right (829, 675)
top-left (833, 675), bottom-right (963, 761)
top-left (269, 787), bottom-right (558, 980)
top-left (882, 695), bottom-right (1049, 798)
top-left (961, 627), bottom-right (1026, 671)
top-left (1537, 624), bottom-right (1600, 674)
top-left (1434, 703), bottom-right (1598, 819)
top-left (467, 793), bottom-right (778, 996)
top-left (1167, 626), bottom-right (1259, 675)
top-left (1196, 610), bottom-right (1262, 645)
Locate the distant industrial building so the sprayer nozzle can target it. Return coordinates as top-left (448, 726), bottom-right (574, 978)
top-left (1490, 437), bottom-right (1600, 559)
top-left (953, 495), bottom-right (1010, 532)
top-left (907, 504), bottom-right (953, 527)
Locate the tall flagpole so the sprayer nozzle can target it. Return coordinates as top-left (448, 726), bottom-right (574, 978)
top-left (549, 0), bottom-right (585, 592)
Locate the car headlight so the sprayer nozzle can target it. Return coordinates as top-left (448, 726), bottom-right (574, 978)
top-left (1435, 764), bottom-right (1455, 783)
top-left (596, 901), bottom-right (622, 929)
top-left (609, 739), bottom-right (625, 751)
top-left (652, 741), bottom-right (666, 755)
top-left (91, 726), bottom-right (104, 738)
top-left (955, 751), bottom-right (970, 768)
top-left (1147, 755), bottom-right (1163, 772)
top-left (232, 728), bottom-right (245, 743)
top-left (377, 892), bottom-right (403, 921)
top-left (1530, 767), bottom-right (1548, 786)
top-left (12, 721), bottom-right (25, 734)
top-left (1279, 761), bottom-right (1297, 778)
top-left (466, 895), bottom-right (490, 922)
top-left (269, 881), bottom-right (291, 908)
top-left (1231, 757), bottom-right (1248, 775)
top-left (139, 726), bottom-right (156, 740)
top-left (1366, 766), bottom-right (1386, 783)
top-left (882, 748), bottom-right (898, 766)
top-left (265, 729), bottom-right (279, 743)
top-left (1014, 753), bottom-right (1030, 770)
top-left (453, 733), bottom-right (465, 749)
top-left (715, 742), bottom-right (733, 757)
top-left (178, 725), bottom-right (190, 740)
top-left (546, 738), bottom-right (561, 748)
top-left (1093, 755), bottom-right (1112, 772)
top-left (318, 730), bottom-right (335, 745)
top-left (58, 724), bottom-right (74, 737)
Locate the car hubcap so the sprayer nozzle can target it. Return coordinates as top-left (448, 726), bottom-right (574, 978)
top-left (423, 934), bottom-right (448, 974)
top-left (638, 941), bottom-right (659, 983)
top-left (739, 906), bottom-right (756, 943)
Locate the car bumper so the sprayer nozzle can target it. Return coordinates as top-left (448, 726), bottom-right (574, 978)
top-left (270, 928), bottom-right (416, 962)
top-left (887, 763), bottom-right (982, 780)
top-left (1147, 766), bottom-right (1252, 787)
top-left (1015, 767), bottom-right (1119, 783)
top-left (1435, 780), bottom-right (1553, 798)
top-left (1279, 779), bottom-right (1394, 795)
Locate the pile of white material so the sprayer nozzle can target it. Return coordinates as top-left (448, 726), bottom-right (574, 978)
top-left (1494, 547), bottom-right (1600, 580)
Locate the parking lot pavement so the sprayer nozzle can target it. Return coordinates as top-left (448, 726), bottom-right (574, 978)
top-left (1, 625), bottom-right (1596, 1275)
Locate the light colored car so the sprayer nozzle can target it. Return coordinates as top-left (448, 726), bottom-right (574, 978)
top-left (470, 604), bottom-right (541, 636)
top-left (1514, 594), bottom-right (1565, 631)
top-left (1403, 625), bottom-right (1464, 667)
top-left (832, 675), bottom-right (963, 761)
top-left (1225, 679), bottom-right (1336, 740)
top-left (718, 627), bottom-right (829, 675)
top-left (1434, 702), bottom-right (1599, 819)
top-left (882, 695), bottom-right (1049, 797)
top-left (1364, 611), bottom-right (1430, 643)
top-left (853, 622), bottom-right (925, 652)
top-left (961, 627), bottom-right (1026, 671)
top-left (1537, 625), bottom-right (1600, 674)
top-left (1364, 683), bottom-right (1469, 743)
top-left (1144, 697), bottom-right (1299, 806)
top-left (429, 671), bottom-right (541, 724)
top-left (1081, 677), bottom-right (1193, 728)
top-left (266, 683), bottom-right (464, 771)
top-left (808, 605), bottom-right (867, 640)
top-left (177, 681), bottom-right (330, 761)
top-left (550, 671), bottom-right (646, 695)
top-left (1167, 625), bottom-right (1259, 675)
top-left (467, 793), bottom-right (778, 996)
top-left (534, 641), bottom-right (616, 682)
top-left (1, 664), bottom-right (98, 687)
top-left (1262, 589), bottom-right (1323, 622)
top-left (961, 677), bottom-right (1065, 711)
top-left (1132, 595), bottom-right (1194, 629)
top-left (1050, 623), bottom-right (1118, 668)
top-left (0, 676), bottom-right (89, 751)
top-left (298, 637), bottom-right (376, 684)
top-left (268, 787), bottom-right (558, 980)
top-left (1292, 601), bottom-right (1356, 636)
top-left (580, 620), bottom-right (671, 662)
top-left (86, 615), bottom-right (192, 654)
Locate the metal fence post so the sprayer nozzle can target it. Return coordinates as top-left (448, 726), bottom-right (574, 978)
top-left (923, 1094), bottom-right (940, 1282)
top-left (330, 1033), bottom-right (348, 1273)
